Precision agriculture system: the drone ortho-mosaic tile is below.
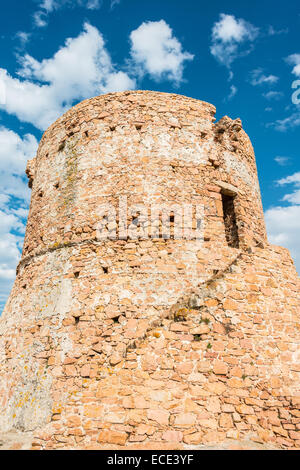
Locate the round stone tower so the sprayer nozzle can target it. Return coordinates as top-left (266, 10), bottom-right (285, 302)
top-left (0, 91), bottom-right (299, 450)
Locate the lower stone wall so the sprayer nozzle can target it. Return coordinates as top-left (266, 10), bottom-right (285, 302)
top-left (0, 243), bottom-right (299, 450)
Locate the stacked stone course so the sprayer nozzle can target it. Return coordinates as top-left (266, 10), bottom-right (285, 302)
top-left (0, 91), bottom-right (299, 450)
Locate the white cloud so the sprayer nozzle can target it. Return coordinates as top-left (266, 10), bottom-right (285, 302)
top-left (278, 172), bottom-right (300, 186)
top-left (269, 110), bottom-right (300, 131)
top-left (0, 23), bottom-right (135, 130)
top-left (277, 172), bottom-right (300, 204)
top-left (265, 205), bottom-right (300, 272)
top-left (0, 128), bottom-right (39, 312)
top-left (227, 84), bottom-right (237, 100)
top-left (0, 127), bottom-right (38, 200)
top-left (0, 194), bottom-right (10, 209)
top-left (86, 0), bottom-right (101, 8)
top-left (0, 210), bottom-right (25, 237)
top-left (0, 231), bottom-right (23, 312)
top-left (210, 13), bottom-right (259, 69)
top-left (129, 20), bottom-right (193, 85)
top-left (0, 128), bottom-right (37, 175)
top-left (268, 25), bottom-right (289, 36)
top-left (34, 0), bottom-right (102, 28)
top-left (265, 172), bottom-right (300, 273)
top-left (110, 0), bottom-right (121, 8)
top-left (263, 90), bottom-right (284, 100)
top-left (33, 12), bottom-right (47, 28)
top-left (249, 68), bottom-right (279, 86)
top-left (0, 209), bottom-right (28, 313)
top-left (15, 31), bottom-right (31, 47)
top-left (274, 156), bottom-right (291, 166)
top-left (286, 54), bottom-right (300, 77)
top-left (39, 0), bottom-right (56, 12)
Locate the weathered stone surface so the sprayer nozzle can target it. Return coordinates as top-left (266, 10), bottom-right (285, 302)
top-left (0, 90), bottom-right (299, 450)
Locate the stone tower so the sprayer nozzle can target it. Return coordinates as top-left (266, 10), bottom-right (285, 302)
top-left (0, 91), bottom-right (299, 450)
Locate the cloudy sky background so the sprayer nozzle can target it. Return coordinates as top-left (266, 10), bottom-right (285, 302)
top-left (0, 0), bottom-right (299, 312)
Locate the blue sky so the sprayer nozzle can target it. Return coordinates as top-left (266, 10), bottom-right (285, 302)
top-left (0, 0), bottom-right (299, 312)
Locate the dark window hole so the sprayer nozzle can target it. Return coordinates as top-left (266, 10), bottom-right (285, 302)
top-left (221, 193), bottom-right (239, 248)
top-left (58, 141), bottom-right (65, 152)
top-left (131, 213), bottom-right (141, 227)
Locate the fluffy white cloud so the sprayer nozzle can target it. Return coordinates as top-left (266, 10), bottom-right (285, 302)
top-left (1, 21), bottom-right (192, 131)
top-left (0, 127), bottom-right (38, 200)
top-left (278, 172), bottom-right (300, 204)
top-left (0, 127), bottom-right (37, 177)
top-left (265, 205), bottom-right (300, 272)
top-left (249, 68), bottom-right (279, 86)
top-left (265, 172), bottom-right (300, 273)
top-left (129, 20), bottom-right (193, 84)
top-left (39, 0), bottom-right (56, 11)
top-left (210, 13), bottom-right (259, 68)
top-left (269, 110), bottom-right (300, 131)
top-left (0, 23), bottom-right (135, 130)
top-left (286, 54), bottom-right (300, 77)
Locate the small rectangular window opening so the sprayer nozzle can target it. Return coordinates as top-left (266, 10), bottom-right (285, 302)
top-left (221, 193), bottom-right (239, 248)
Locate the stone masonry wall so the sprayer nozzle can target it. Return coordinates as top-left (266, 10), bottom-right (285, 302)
top-left (0, 91), bottom-right (299, 450)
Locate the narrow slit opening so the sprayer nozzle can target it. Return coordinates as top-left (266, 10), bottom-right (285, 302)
top-left (221, 193), bottom-right (239, 248)
top-left (169, 212), bottom-right (175, 239)
top-left (58, 141), bottom-right (65, 152)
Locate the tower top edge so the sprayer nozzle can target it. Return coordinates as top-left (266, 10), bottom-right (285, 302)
top-left (40, 90), bottom-right (217, 142)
